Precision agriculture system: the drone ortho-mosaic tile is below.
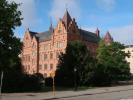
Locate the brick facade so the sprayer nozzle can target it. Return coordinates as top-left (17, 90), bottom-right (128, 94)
top-left (21, 10), bottom-right (112, 77)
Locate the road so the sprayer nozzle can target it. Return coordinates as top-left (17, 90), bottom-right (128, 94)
top-left (59, 89), bottom-right (133, 100)
top-left (2, 84), bottom-right (133, 100)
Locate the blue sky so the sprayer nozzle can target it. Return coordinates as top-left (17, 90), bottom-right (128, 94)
top-left (9, 0), bottom-right (133, 45)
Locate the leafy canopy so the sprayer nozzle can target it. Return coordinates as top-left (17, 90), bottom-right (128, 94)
top-left (96, 40), bottom-right (130, 83)
top-left (0, 0), bottom-right (22, 71)
top-left (55, 40), bottom-right (94, 86)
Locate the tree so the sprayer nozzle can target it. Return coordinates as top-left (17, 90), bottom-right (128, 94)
top-left (0, 1), bottom-right (45, 92)
top-left (0, 0), bottom-right (22, 71)
top-left (55, 40), bottom-right (94, 87)
top-left (91, 40), bottom-right (131, 85)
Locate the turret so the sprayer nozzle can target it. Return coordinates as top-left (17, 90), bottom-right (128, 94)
top-left (104, 31), bottom-right (113, 45)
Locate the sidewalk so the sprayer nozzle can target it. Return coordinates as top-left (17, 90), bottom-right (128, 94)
top-left (2, 84), bottom-right (133, 100)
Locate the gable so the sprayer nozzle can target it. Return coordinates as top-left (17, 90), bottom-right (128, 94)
top-left (54, 20), bottom-right (67, 35)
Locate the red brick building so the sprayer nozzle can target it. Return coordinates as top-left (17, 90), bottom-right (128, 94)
top-left (21, 10), bottom-right (113, 77)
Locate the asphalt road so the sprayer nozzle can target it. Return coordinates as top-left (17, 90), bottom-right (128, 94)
top-left (2, 85), bottom-right (133, 100)
top-left (59, 89), bottom-right (133, 100)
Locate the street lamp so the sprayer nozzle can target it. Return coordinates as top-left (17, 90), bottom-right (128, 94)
top-left (74, 67), bottom-right (77, 91)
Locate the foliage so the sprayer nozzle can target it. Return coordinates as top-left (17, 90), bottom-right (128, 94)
top-left (45, 77), bottom-right (53, 87)
top-left (55, 40), bottom-right (94, 87)
top-left (0, 0), bottom-right (22, 71)
top-left (89, 40), bottom-right (131, 86)
top-left (0, 0), bottom-right (44, 92)
top-left (2, 72), bottom-right (44, 92)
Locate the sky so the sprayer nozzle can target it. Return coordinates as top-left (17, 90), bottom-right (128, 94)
top-left (8, 0), bottom-right (133, 45)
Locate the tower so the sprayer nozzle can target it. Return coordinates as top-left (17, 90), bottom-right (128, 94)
top-left (104, 31), bottom-right (113, 44)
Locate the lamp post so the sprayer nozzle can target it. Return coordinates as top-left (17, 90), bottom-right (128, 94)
top-left (74, 67), bottom-right (77, 91)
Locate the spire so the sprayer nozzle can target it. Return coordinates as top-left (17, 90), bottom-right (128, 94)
top-left (95, 28), bottom-right (100, 37)
top-left (104, 31), bottom-right (113, 44)
top-left (62, 9), bottom-right (72, 29)
top-left (49, 18), bottom-right (54, 33)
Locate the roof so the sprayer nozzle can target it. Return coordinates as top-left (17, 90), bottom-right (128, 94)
top-left (28, 30), bottom-right (52, 42)
top-left (29, 29), bottom-right (99, 43)
top-left (62, 10), bottom-right (72, 29)
top-left (104, 31), bottom-right (113, 40)
top-left (29, 31), bottom-right (37, 38)
top-left (35, 31), bottom-right (52, 42)
top-left (79, 29), bottom-right (99, 43)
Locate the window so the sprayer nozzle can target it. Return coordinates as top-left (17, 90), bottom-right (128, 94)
top-left (56, 52), bottom-right (59, 58)
top-left (50, 53), bottom-right (53, 59)
top-left (39, 65), bottom-right (42, 70)
top-left (44, 44), bottom-right (49, 50)
top-left (56, 42), bottom-right (63, 48)
top-left (32, 52), bottom-right (36, 57)
top-left (32, 59), bottom-right (35, 65)
top-left (39, 53), bottom-right (43, 60)
top-left (26, 36), bottom-right (28, 40)
top-left (28, 56), bottom-right (30, 62)
top-left (50, 64), bottom-right (53, 70)
top-left (44, 54), bottom-right (47, 61)
top-left (28, 65), bottom-right (30, 70)
top-left (58, 29), bottom-right (62, 33)
top-left (44, 64), bottom-right (47, 70)
top-left (32, 43), bottom-right (35, 48)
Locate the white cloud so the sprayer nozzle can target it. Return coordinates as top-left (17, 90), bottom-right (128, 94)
top-left (110, 25), bottom-right (133, 45)
top-left (7, 0), bottom-right (39, 29)
top-left (49, 0), bottom-right (81, 21)
top-left (96, 0), bottom-right (116, 12)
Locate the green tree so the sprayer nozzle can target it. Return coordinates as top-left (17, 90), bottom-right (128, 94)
top-left (0, 0), bottom-right (22, 71)
top-left (91, 40), bottom-right (131, 85)
top-left (0, 1), bottom-right (45, 92)
top-left (55, 41), bottom-right (94, 87)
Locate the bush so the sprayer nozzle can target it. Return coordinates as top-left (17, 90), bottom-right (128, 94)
top-left (88, 64), bottom-right (112, 86)
top-left (45, 77), bottom-right (53, 87)
top-left (1, 70), bottom-right (44, 92)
